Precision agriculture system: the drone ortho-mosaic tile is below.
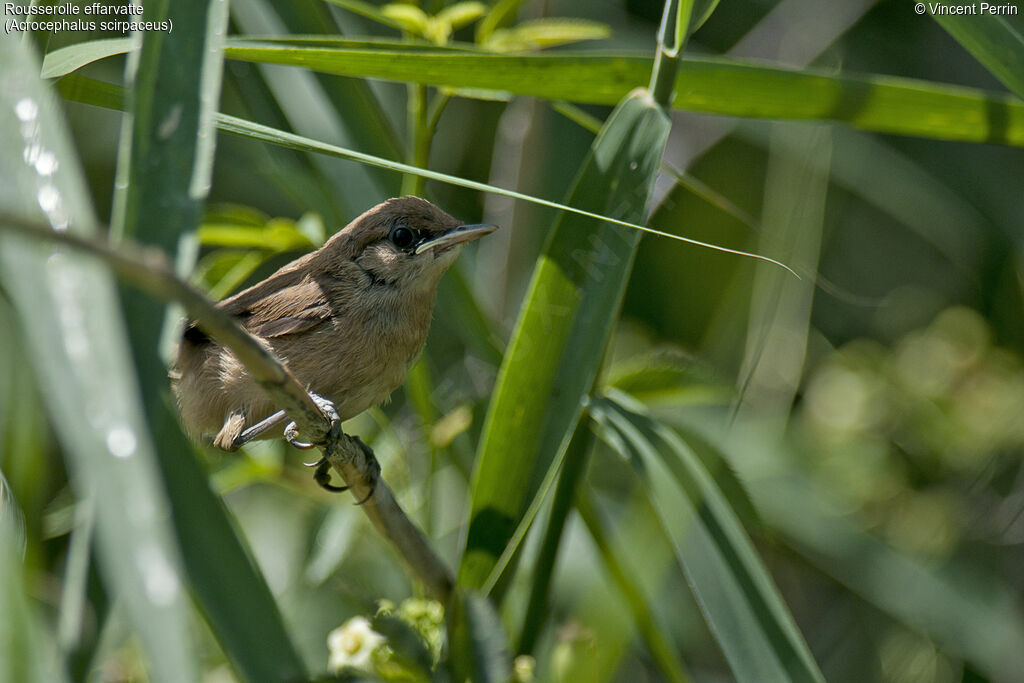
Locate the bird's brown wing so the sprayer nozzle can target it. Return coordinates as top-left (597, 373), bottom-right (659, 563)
top-left (238, 279), bottom-right (332, 338)
top-left (181, 254), bottom-right (329, 345)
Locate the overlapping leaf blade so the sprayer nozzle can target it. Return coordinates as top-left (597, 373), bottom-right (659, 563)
top-left (590, 395), bottom-right (824, 683)
top-left (675, 418), bottom-right (1024, 681)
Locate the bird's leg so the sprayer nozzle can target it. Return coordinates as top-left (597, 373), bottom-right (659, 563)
top-left (283, 393), bottom-right (351, 494)
top-left (228, 410), bottom-right (288, 450)
top-left (278, 393), bottom-right (379, 501)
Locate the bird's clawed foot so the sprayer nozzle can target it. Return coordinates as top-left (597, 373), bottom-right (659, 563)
top-left (305, 456), bottom-right (349, 493)
top-left (286, 394), bottom-right (378, 503)
top-left (284, 421), bottom-right (317, 450)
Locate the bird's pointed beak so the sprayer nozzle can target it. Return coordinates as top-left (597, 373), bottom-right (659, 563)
top-left (415, 223), bottom-right (498, 255)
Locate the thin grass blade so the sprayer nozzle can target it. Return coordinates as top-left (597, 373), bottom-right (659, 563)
top-left (53, 72), bottom-right (793, 271)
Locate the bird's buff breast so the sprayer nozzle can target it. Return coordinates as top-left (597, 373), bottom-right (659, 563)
top-left (272, 295), bottom-right (432, 423)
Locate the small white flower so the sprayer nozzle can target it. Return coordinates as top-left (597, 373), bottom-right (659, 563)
top-left (327, 616), bottom-right (386, 673)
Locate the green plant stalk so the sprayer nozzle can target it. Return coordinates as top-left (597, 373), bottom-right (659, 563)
top-left (405, 359), bottom-right (440, 539)
top-left (516, 419), bottom-right (595, 654)
top-left (402, 83), bottom-right (430, 196)
top-left (400, 84), bottom-right (455, 536)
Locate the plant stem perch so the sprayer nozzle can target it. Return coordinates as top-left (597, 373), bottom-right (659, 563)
top-left (0, 212), bottom-right (455, 602)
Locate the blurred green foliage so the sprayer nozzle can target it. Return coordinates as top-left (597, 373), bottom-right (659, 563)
top-left (2, 0), bottom-right (1024, 682)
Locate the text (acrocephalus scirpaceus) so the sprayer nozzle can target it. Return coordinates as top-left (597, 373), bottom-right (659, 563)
top-left (3, 3), bottom-right (173, 35)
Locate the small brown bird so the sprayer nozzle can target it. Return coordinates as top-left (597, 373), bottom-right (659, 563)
top-left (173, 196), bottom-right (496, 454)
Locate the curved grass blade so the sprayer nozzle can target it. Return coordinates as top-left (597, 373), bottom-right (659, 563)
top-left (590, 394), bottom-right (824, 683)
top-left (215, 113), bottom-right (794, 271)
top-left (221, 42), bottom-right (1024, 146)
top-left (457, 88), bottom-right (672, 591)
top-left (53, 72), bottom-right (792, 271)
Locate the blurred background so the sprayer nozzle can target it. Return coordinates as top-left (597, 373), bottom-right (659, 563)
top-left (2, 0), bottom-right (1024, 681)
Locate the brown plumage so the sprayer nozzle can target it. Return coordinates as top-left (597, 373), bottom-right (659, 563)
top-left (173, 196), bottom-right (496, 450)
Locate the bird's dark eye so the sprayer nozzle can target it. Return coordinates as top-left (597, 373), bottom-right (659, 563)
top-left (390, 226), bottom-right (417, 249)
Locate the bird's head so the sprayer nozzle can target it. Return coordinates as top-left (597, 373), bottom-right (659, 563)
top-left (319, 196), bottom-right (496, 290)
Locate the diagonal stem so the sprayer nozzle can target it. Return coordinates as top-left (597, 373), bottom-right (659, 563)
top-left (0, 212), bottom-right (455, 602)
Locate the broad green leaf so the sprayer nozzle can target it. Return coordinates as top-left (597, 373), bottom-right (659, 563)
top-left (484, 19), bottom-right (612, 52)
top-left (222, 42), bottom-right (1024, 146)
top-left (107, 1), bottom-right (309, 679)
top-left (40, 37), bottom-right (136, 79)
top-left (0, 34), bottom-right (198, 683)
top-left (458, 89), bottom-right (671, 590)
top-left (39, 37), bottom-right (470, 81)
top-left (931, 0), bottom-right (1024, 99)
top-left (591, 395), bottom-right (825, 683)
